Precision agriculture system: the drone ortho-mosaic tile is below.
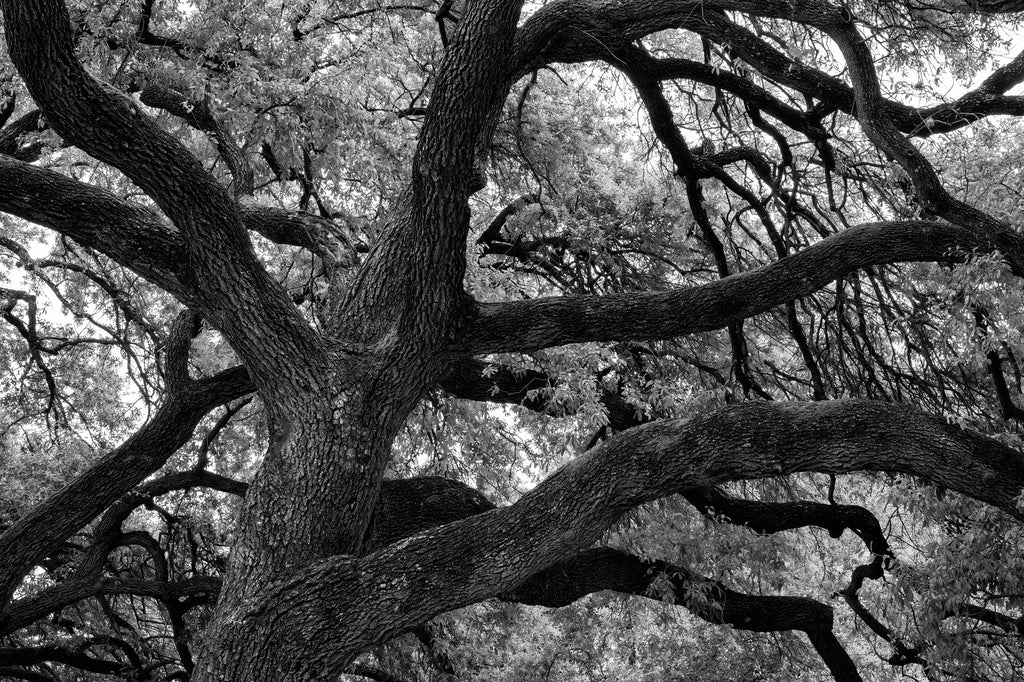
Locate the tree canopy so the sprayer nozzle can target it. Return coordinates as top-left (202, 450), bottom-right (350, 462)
top-left (3, 0), bottom-right (1024, 680)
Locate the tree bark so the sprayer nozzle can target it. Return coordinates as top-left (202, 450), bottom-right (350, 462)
top-left (4, 1), bottom-right (1024, 680)
top-left (195, 400), bottom-right (1024, 679)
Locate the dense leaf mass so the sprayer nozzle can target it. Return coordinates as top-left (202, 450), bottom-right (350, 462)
top-left (3, 1), bottom-right (1024, 680)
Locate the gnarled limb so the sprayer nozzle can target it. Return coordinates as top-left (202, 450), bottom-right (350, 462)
top-left (509, 546), bottom-right (862, 681)
top-left (0, 155), bottom-right (358, 297)
top-left (0, 0), bottom-right (321, 385)
top-left (0, 155), bottom-right (186, 297)
top-left (206, 399), bottom-right (1024, 677)
top-left (465, 220), bottom-right (1024, 354)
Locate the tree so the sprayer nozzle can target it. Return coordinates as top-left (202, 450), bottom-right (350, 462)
top-left (2, 0), bottom-right (1024, 679)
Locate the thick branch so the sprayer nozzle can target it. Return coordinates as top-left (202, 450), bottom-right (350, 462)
top-left (336, 0), bottom-right (523, 339)
top-left (0, 154), bottom-right (186, 296)
top-left (465, 220), bottom-right (1024, 354)
top-left (224, 399), bottom-right (1024, 675)
top-left (509, 546), bottom-right (861, 680)
top-left (0, 155), bottom-right (355, 298)
top-left (0, 0), bottom-right (321, 384)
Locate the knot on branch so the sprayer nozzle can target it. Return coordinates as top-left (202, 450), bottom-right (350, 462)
top-left (163, 309), bottom-right (203, 394)
top-left (140, 84), bottom-right (215, 129)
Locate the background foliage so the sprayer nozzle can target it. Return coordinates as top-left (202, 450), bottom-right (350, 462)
top-left (4, 1), bottom-right (1024, 680)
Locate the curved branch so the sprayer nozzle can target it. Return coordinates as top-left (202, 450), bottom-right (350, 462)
top-left (465, 219), bottom-right (1024, 354)
top-left (684, 487), bottom-right (888, 552)
top-left (508, 546), bottom-right (862, 680)
top-left (223, 399), bottom-right (1024, 675)
top-left (819, 7), bottom-right (1010, 238)
top-left (140, 83), bottom-right (254, 197)
top-left (512, 0), bottom-right (845, 77)
top-left (440, 357), bottom-right (891, 610)
top-left (514, 0), bottom-right (1024, 140)
top-left (0, 155), bottom-right (356, 298)
top-left (614, 50), bottom-right (817, 136)
top-left (0, 365), bottom-right (252, 608)
top-left (0, 154), bottom-right (186, 297)
top-left (0, 0), bottom-right (321, 383)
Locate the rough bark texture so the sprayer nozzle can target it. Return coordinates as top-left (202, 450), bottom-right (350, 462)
top-left (3, 0), bottom-right (1024, 680)
top-left (467, 220), bottom-right (1024, 353)
top-left (182, 400), bottom-right (1024, 679)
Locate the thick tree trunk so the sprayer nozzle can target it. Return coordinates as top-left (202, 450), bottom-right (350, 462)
top-left (183, 0), bottom-right (522, 671)
top-left (10, 1), bottom-right (1024, 680)
top-left (194, 348), bottom-right (444, 680)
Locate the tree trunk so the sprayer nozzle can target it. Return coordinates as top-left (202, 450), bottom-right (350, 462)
top-left (194, 339), bottom-right (449, 679)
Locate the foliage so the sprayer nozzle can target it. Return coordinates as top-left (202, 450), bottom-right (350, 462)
top-left (3, 1), bottom-right (1024, 681)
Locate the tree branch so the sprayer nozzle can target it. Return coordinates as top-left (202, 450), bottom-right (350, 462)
top-left (0, 154), bottom-right (186, 297)
top-left (0, 644), bottom-right (127, 677)
top-left (508, 546), bottom-right (862, 681)
top-left (818, 5), bottom-right (1012, 237)
top-left (439, 357), bottom-right (648, 432)
top-left (140, 83), bottom-right (254, 197)
top-left (0, 363), bottom-right (252, 608)
top-left (335, 0), bottom-right (523, 339)
top-left (465, 220), bottom-right (1024, 354)
top-left (227, 399), bottom-right (1024, 674)
top-left (0, 0), bottom-right (322, 385)
top-left (513, 0), bottom-right (1024, 139)
top-left (0, 155), bottom-right (357, 298)
top-left (0, 110), bottom-right (45, 160)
